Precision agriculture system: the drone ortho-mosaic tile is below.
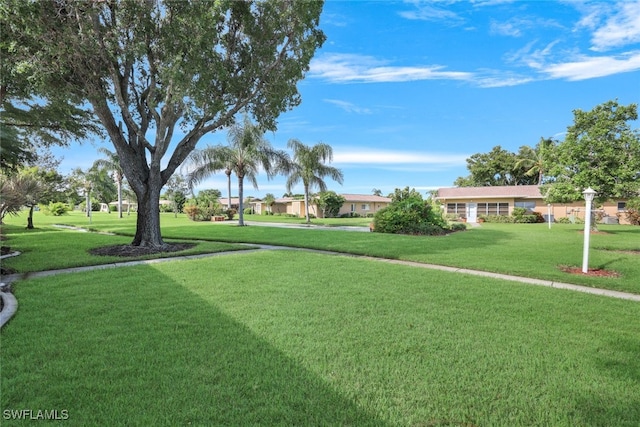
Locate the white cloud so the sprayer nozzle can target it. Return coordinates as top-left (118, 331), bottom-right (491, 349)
top-left (309, 53), bottom-right (473, 83)
top-left (398, 1), bottom-right (464, 23)
top-left (591, 1), bottom-right (640, 51)
top-left (324, 99), bottom-right (372, 114)
top-left (334, 149), bottom-right (469, 167)
top-left (490, 19), bottom-right (523, 37)
top-left (544, 50), bottom-right (640, 80)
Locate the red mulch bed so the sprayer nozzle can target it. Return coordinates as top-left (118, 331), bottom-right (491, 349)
top-left (559, 266), bottom-right (621, 277)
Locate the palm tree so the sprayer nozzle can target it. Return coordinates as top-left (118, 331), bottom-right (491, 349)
top-left (0, 172), bottom-right (42, 227)
top-left (186, 116), bottom-right (290, 226)
top-left (264, 193), bottom-right (276, 213)
top-left (286, 139), bottom-right (344, 223)
top-left (515, 138), bottom-right (553, 185)
top-left (93, 147), bottom-right (125, 218)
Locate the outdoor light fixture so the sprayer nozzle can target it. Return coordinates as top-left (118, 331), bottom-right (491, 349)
top-left (582, 187), bottom-right (597, 273)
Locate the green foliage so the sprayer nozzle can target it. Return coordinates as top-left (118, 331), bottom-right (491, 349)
top-left (512, 207), bottom-right (527, 217)
top-left (183, 205), bottom-right (200, 221)
top-left (454, 145), bottom-right (541, 187)
top-left (316, 191), bottom-right (345, 218)
top-left (184, 195), bottom-right (223, 221)
top-left (41, 201), bottom-right (69, 216)
top-left (390, 186), bottom-right (424, 202)
top-left (543, 100), bottom-right (640, 203)
top-left (373, 189), bottom-right (448, 235)
top-left (622, 198), bottom-right (640, 225)
top-left (225, 209), bottom-right (237, 221)
top-left (449, 222), bottom-right (467, 232)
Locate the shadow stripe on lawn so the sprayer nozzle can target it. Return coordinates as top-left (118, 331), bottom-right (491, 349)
top-left (2, 245), bottom-right (639, 303)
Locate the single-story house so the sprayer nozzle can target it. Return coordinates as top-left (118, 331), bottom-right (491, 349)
top-left (217, 197), bottom-right (241, 210)
top-left (250, 194), bottom-right (392, 218)
top-left (435, 185), bottom-right (633, 224)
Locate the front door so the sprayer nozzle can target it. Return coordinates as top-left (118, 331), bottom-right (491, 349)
top-left (467, 203), bottom-right (477, 223)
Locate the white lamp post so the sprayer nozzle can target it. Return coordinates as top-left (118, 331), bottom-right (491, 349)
top-left (582, 187), bottom-right (597, 273)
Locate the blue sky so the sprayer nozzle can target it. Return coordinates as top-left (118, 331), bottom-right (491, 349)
top-left (52, 0), bottom-right (640, 198)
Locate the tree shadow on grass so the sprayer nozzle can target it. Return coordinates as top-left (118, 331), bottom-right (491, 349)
top-left (0, 265), bottom-right (389, 426)
top-left (574, 337), bottom-right (640, 426)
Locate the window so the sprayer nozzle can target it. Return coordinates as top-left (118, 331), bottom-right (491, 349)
top-left (361, 204), bottom-right (370, 211)
top-left (446, 203), bottom-right (466, 215)
top-left (477, 202), bottom-right (508, 215)
top-left (618, 201), bottom-right (627, 211)
top-left (350, 203), bottom-right (356, 212)
top-left (515, 201), bottom-right (536, 212)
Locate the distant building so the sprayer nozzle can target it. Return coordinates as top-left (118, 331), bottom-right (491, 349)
top-left (435, 185), bottom-right (632, 224)
top-left (250, 194), bottom-right (392, 218)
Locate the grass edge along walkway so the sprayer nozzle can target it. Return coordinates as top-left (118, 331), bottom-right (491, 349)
top-left (2, 245), bottom-right (639, 304)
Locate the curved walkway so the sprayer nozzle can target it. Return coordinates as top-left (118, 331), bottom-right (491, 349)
top-left (1, 243), bottom-right (638, 328)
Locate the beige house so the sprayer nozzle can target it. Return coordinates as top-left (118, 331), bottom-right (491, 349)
top-left (251, 194), bottom-right (392, 218)
top-left (436, 185), bottom-right (632, 224)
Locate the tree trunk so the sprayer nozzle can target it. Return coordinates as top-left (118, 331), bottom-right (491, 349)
top-left (117, 176), bottom-right (123, 219)
top-left (226, 169), bottom-right (232, 210)
top-left (304, 184), bottom-right (310, 223)
top-left (237, 175), bottom-right (245, 226)
top-left (26, 205), bottom-right (34, 229)
top-left (131, 180), bottom-right (165, 248)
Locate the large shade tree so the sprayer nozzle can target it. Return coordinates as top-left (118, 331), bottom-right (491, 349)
top-left (4, 0), bottom-right (325, 248)
top-left (1, 1), bottom-right (101, 173)
top-left (286, 139), bottom-right (344, 223)
top-left (454, 145), bottom-right (540, 187)
top-left (542, 100), bottom-right (640, 204)
top-left (185, 116), bottom-right (290, 226)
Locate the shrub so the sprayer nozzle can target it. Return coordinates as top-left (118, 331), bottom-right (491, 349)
top-left (159, 203), bottom-right (173, 213)
top-left (41, 202), bottom-right (70, 216)
top-left (373, 192), bottom-right (448, 235)
top-left (512, 207), bottom-right (527, 217)
top-left (243, 207), bottom-right (253, 215)
top-left (622, 198), bottom-right (640, 225)
top-left (449, 222), bottom-right (467, 232)
top-left (262, 211), bottom-right (274, 216)
top-left (445, 213), bottom-right (459, 221)
top-left (514, 214), bottom-right (540, 223)
top-left (183, 204), bottom-right (200, 221)
top-left (483, 215), bottom-right (514, 223)
top-left (225, 209), bottom-right (237, 220)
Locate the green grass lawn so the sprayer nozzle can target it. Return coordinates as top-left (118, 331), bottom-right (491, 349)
top-left (2, 251), bottom-right (639, 426)
top-left (0, 222), bottom-right (252, 273)
top-left (3, 211), bottom-right (639, 294)
top-left (241, 213), bottom-right (374, 227)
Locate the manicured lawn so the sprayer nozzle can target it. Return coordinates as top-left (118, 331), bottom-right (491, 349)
top-left (2, 251), bottom-right (639, 425)
top-left (241, 213), bottom-right (373, 227)
top-left (0, 222), bottom-right (252, 273)
top-left (3, 211), bottom-right (638, 294)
